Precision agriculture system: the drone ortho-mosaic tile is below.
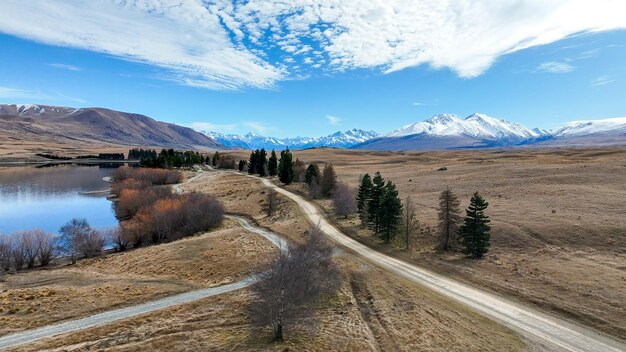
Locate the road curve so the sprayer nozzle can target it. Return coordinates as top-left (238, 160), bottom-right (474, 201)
top-left (0, 215), bottom-right (285, 350)
top-left (249, 175), bottom-right (625, 352)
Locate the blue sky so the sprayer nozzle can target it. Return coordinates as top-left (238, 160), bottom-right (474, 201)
top-left (0, 1), bottom-right (625, 138)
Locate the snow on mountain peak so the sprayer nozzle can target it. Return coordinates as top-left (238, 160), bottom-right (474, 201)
top-left (552, 117), bottom-right (626, 137)
top-left (385, 113), bottom-right (537, 140)
top-left (202, 128), bottom-right (379, 150)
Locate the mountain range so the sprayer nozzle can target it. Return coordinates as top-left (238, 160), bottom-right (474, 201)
top-left (1, 103), bottom-right (624, 153)
top-left (205, 129), bottom-right (379, 150)
top-left (202, 113), bottom-right (626, 151)
top-left (353, 113), bottom-right (626, 150)
top-left (0, 104), bottom-right (221, 150)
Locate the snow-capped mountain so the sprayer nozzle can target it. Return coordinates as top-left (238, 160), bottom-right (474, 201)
top-left (0, 104), bottom-right (82, 117)
top-left (205, 131), bottom-right (288, 150)
top-left (203, 129), bottom-right (379, 150)
top-left (385, 113), bottom-right (538, 141)
top-left (354, 113), bottom-right (626, 151)
top-left (551, 117), bottom-right (626, 137)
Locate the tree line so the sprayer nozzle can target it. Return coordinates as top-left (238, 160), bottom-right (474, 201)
top-left (347, 172), bottom-right (491, 258)
top-left (137, 149), bottom-right (206, 168)
top-left (0, 220), bottom-right (122, 273)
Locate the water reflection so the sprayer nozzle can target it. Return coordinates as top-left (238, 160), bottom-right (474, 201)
top-left (0, 164), bottom-right (121, 234)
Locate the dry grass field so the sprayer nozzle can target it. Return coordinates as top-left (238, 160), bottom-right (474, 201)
top-left (5, 169), bottom-right (528, 351)
top-left (0, 220), bottom-right (277, 336)
top-left (8, 256), bottom-right (526, 352)
top-left (223, 147), bottom-right (626, 339)
top-left (0, 142), bottom-right (131, 163)
top-left (3, 145), bottom-right (623, 350)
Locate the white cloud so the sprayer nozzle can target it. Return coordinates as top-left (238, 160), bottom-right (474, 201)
top-left (412, 102), bottom-right (423, 106)
top-left (1, 1), bottom-right (625, 89)
top-left (47, 63), bottom-right (81, 71)
top-left (591, 76), bottom-right (616, 86)
top-left (0, 86), bottom-right (48, 100)
top-left (228, 0), bottom-right (626, 78)
top-left (537, 61), bottom-right (575, 73)
top-left (243, 121), bottom-right (275, 134)
top-left (0, 86), bottom-right (85, 103)
top-left (326, 115), bottom-right (340, 125)
top-left (188, 121), bottom-right (238, 133)
top-left (0, 0), bottom-right (283, 90)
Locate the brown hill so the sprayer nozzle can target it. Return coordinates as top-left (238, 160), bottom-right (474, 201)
top-left (0, 104), bottom-right (222, 150)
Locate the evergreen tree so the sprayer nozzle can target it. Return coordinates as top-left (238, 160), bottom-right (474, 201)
top-left (212, 151), bottom-right (221, 167)
top-left (356, 174), bottom-right (373, 226)
top-left (459, 192), bottom-right (491, 258)
top-left (268, 149), bottom-right (278, 177)
top-left (238, 159), bottom-right (246, 172)
top-left (278, 148), bottom-right (295, 184)
top-left (257, 148), bottom-right (268, 176)
top-left (367, 172), bottom-right (385, 233)
top-left (377, 181), bottom-right (402, 243)
top-left (305, 164), bottom-right (320, 184)
top-left (248, 150), bottom-right (258, 174)
top-left (320, 163), bottom-right (337, 197)
top-left (438, 188), bottom-right (462, 251)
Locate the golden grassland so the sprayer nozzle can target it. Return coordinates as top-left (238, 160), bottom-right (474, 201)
top-left (227, 146), bottom-right (625, 339)
top-left (0, 220), bottom-right (276, 336)
top-left (7, 169), bottom-right (525, 351)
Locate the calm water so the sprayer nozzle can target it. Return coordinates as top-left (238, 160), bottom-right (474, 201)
top-left (0, 164), bottom-right (119, 234)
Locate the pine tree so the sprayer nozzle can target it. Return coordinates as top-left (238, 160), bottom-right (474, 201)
top-left (377, 181), bottom-right (402, 244)
top-left (305, 164), bottom-right (320, 184)
top-left (238, 159), bottom-right (246, 172)
top-left (257, 148), bottom-right (268, 177)
top-left (438, 188), bottom-right (462, 251)
top-left (278, 148), bottom-right (295, 184)
top-left (212, 151), bottom-right (220, 167)
top-left (459, 192), bottom-right (491, 258)
top-left (320, 163), bottom-right (337, 197)
top-left (268, 149), bottom-right (278, 177)
top-left (356, 174), bottom-right (373, 226)
top-left (367, 172), bottom-right (385, 233)
top-left (248, 150), bottom-right (258, 174)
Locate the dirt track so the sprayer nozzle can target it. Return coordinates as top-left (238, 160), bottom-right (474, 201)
top-left (0, 215), bottom-right (284, 350)
top-left (243, 173), bottom-right (625, 352)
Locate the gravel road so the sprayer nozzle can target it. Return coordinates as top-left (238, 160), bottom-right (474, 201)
top-left (253, 175), bottom-right (625, 352)
top-left (0, 215), bottom-right (285, 350)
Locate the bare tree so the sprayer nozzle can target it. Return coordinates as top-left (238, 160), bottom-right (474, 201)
top-left (248, 225), bottom-right (341, 341)
top-left (264, 189), bottom-right (279, 217)
top-left (10, 232), bottom-right (27, 271)
top-left (59, 218), bottom-right (103, 263)
top-left (104, 226), bottom-right (128, 252)
top-left (17, 230), bottom-right (40, 269)
top-left (438, 188), bottom-right (461, 251)
top-left (320, 163), bottom-right (337, 197)
top-left (332, 182), bottom-right (357, 218)
top-left (401, 196), bottom-right (420, 250)
top-left (80, 229), bottom-right (106, 258)
top-left (0, 235), bottom-right (12, 272)
top-left (34, 230), bottom-right (56, 266)
top-left (308, 176), bottom-right (321, 199)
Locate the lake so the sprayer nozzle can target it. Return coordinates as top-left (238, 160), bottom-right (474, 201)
top-left (0, 164), bottom-right (120, 235)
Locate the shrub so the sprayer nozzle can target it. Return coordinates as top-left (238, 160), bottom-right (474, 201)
top-left (59, 218), bottom-right (105, 263)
